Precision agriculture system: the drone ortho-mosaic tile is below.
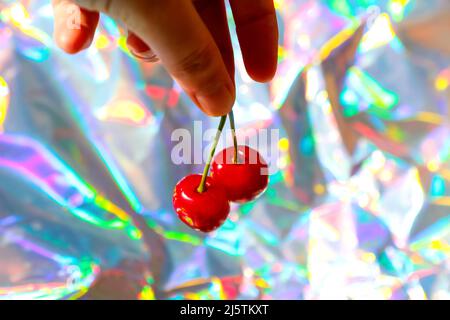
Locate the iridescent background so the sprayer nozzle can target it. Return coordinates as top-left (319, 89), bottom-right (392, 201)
top-left (0, 0), bottom-right (448, 300)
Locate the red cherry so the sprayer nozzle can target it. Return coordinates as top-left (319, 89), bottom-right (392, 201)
top-left (211, 146), bottom-right (269, 203)
top-left (172, 174), bottom-right (230, 232)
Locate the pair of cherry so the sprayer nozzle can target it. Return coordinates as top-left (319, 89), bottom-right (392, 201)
top-left (172, 113), bottom-right (269, 232)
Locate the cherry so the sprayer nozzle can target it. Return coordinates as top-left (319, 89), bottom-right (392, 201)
top-left (172, 174), bottom-right (230, 232)
top-left (211, 145), bottom-right (269, 203)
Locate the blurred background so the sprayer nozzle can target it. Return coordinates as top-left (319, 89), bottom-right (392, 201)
top-left (0, 0), bottom-right (448, 300)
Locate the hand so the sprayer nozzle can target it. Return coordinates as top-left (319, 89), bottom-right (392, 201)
top-left (52, 0), bottom-right (279, 116)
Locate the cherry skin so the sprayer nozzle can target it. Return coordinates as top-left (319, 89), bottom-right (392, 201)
top-left (211, 146), bottom-right (269, 203)
top-left (172, 174), bottom-right (230, 232)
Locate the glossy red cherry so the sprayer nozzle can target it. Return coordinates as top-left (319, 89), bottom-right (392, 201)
top-left (172, 174), bottom-right (230, 232)
top-left (211, 146), bottom-right (269, 203)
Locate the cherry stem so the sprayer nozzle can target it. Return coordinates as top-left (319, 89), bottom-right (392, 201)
top-left (229, 110), bottom-right (238, 164)
top-left (197, 115), bottom-right (227, 193)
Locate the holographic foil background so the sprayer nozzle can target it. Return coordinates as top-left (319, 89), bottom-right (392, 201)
top-left (0, 0), bottom-right (449, 300)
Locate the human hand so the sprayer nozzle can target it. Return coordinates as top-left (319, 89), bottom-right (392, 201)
top-left (52, 0), bottom-right (278, 116)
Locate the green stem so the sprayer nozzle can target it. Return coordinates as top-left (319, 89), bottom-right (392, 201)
top-left (197, 115), bottom-right (227, 193)
top-left (229, 110), bottom-right (238, 164)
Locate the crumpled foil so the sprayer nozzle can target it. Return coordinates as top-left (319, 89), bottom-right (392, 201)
top-left (0, 0), bottom-right (448, 300)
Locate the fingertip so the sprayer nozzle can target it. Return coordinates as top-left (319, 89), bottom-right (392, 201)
top-left (247, 61), bottom-right (277, 83)
top-left (238, 25), bottom-right (278, 83)
top-left (168, 41), bottom-right (236, 116)
top-left (192, 82), bottom-right (235, 116)
top-left (54, 27), bottom-right (92, 54)
top-left (53, 3), bottom-right (99, 53)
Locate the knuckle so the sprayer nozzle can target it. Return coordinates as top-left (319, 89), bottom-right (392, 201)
top-left (172, 43), bottom-right (216, 78)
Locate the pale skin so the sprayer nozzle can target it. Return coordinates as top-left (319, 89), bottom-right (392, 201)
top-left (52, 0), bottom-right (279, 116)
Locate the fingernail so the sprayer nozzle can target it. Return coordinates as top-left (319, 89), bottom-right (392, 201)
top-left (194, 83), bottom-right (234, 116)
top-left (129, 48), bottom-right (159, 62)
